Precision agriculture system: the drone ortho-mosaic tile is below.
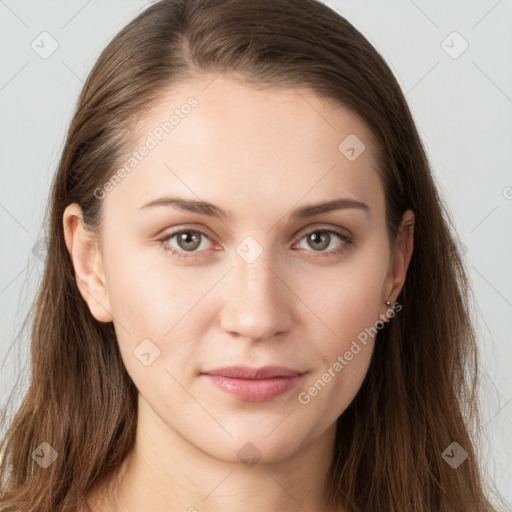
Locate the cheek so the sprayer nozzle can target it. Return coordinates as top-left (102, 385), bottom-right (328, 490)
top-left (307, 280), bottom-right (379, 382)
top-left (294, 248), bottom-right (387, 416)
top-left (296, 288), bottom-right (378, 425)
top-left (102, 245), bottom-right (218, 379)
top-left (303, 242), bottom-right (388, 344)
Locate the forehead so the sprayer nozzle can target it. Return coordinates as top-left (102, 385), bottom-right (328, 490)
top-left (106, 75), bottom-right (385, 222)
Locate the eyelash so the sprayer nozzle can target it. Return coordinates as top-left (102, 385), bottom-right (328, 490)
top-left (157, 226), bottom-right (353, 261)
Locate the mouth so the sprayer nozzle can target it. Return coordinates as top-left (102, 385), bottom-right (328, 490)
top-left (200, 365), bottom-right (307, 402)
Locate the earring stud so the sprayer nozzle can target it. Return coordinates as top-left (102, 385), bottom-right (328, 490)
top-left (385, 300), bottom-right (392, 307)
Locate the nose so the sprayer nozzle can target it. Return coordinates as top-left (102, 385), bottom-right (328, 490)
top-left (219, 250), bottom-right (294, 342)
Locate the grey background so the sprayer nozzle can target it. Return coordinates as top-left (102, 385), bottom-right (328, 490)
top-left (1, 0), bottom-right (511, 506)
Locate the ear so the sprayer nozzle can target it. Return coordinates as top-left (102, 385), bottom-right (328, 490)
top-left (62, 203), bottom-right (113, 323)
top-left (382, 209), bottom-right (415, 307)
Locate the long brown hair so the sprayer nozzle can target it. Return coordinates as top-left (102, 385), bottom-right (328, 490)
top-left (0, 0), bottom-right (504, 510)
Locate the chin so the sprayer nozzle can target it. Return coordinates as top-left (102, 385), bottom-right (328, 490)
top-left (194, 427), bottom-right (308, 466)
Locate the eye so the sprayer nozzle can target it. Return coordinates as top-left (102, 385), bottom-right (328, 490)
top-left (157, 226), bottom-right (353, 260)
top-left (158, 228), bottom-right (213, 259)
top-left (293, 228), bottom-right (352, 257)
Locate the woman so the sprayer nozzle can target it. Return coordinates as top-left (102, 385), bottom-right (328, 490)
top-left (0, 0), bottom-right (502, 510)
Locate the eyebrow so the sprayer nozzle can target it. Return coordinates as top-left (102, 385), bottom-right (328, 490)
top-left (139, 195), bottom-right (370, 220)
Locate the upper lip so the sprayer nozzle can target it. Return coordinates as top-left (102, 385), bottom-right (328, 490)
top-left (201, 365), bottom-right (306, 379)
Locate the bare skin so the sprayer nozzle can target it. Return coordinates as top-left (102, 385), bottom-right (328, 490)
top-left (64, 75), bottom-right (414, 512)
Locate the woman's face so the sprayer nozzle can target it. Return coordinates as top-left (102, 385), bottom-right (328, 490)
top-left (66, 75), bottom-right (413, 464)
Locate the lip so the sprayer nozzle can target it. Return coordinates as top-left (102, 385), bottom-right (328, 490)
top-left (201, 365), bottom-right (307, 402)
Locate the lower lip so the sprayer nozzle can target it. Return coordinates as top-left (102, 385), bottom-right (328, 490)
top-left (202, 373), bottom-right (306, 402)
